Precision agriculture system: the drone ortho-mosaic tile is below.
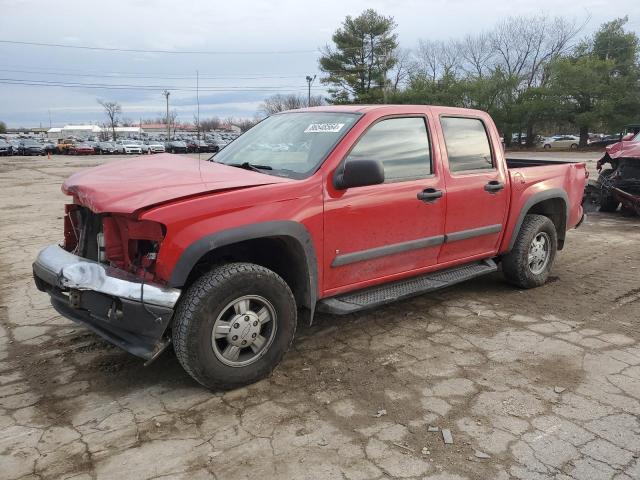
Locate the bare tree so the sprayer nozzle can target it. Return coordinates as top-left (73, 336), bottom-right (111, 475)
top-left (490, 15), bottom-right (582, 85)
top-left (390, 47), bottom-right (412, 90)
top-left (258, 93), bottom-right (324, 117)
top-left (414, 40), bottom-right (461, 81)
top-left (459, 33), bottom-right (495, 77)
top-left (200, 117), bottom-right (223, 132)
top-left (98, 100), bottom-right (121, 141)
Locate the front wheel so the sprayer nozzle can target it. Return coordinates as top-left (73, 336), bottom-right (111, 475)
top-left (172, 263), bottom-right (297, 390)
top-left (543, 144), bottom-right (551, 150)
top-left (502, 214), bottom-right (557, 289)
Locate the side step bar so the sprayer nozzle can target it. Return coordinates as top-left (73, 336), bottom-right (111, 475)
top-left (316, 259), bottom-right (498, 315)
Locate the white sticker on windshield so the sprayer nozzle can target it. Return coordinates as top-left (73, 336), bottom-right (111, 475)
top-left (304, 123), bottom-right (345, 133)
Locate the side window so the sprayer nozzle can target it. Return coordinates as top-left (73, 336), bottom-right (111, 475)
top-left (440, 117), bottom-right (494, 173)
top-left (346, 117), bottom-right (431, 181)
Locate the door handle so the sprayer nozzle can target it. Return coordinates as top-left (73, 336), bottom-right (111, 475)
top-left (417, 188), bottom-right (443, 202)
top-left (484, 180), bottom-right (505, 193)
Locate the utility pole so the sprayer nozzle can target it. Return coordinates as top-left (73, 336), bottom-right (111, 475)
top-left (162, 90), bottom-right (170, 139)
top-left (305, 75), bottom-right (316, 107)
top-left (196, 70), bottom-right (200, 141)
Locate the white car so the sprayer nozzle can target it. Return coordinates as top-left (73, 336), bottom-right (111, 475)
top-left (144, 140), bottom-right (166, 153)
top-left (542, 135), bottom-right (579, 150)
top-left (116, 140), bottom-right (143, 154)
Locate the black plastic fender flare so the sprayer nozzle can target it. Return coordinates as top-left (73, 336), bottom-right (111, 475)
top-left (168, 220), bottom-right (319, 313)
top-left (507, 188), bottom-right (569, 251)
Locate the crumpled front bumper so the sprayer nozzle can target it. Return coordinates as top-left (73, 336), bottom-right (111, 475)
top-left (33, 245), bottom-right (181, 360)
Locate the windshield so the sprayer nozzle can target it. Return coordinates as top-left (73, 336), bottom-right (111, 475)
top-left (213, 111), bottom-right (361, 178)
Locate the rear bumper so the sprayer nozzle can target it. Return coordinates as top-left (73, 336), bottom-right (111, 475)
top-left (33, 245), bottom-right (181, 360)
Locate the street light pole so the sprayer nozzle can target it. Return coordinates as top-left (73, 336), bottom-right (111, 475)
top-left (162, 90), bottom-right (170, 139)
top-left (305, 75), bottom-right (316, 107)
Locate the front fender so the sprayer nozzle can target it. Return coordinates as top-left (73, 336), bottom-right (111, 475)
top-left (167, 220), bottom-right (319, 311)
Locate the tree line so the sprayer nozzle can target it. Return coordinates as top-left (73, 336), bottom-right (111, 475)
top-left (314, 10), bottom-right (640, 147)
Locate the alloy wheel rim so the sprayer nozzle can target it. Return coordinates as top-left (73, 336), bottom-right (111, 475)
top-left (211, 294), bottom-right (277, 367)
top-left (528, 232), bottom-right (551, 275)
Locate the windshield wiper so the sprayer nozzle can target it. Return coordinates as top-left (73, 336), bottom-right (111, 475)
top-left (228, 162), bottom-right (273, 172)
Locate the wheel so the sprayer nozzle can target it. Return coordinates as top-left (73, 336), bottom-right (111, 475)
top-left (570, 143), bottom-right (578, 150)
top-left (502, 214), bottom-right (557, 289)
top-left (543, 144), bottom-right (551, 150)
top-left (172, 263), bottom-right (297, 390)
top-left (596, 169), bottom-right (619, 212)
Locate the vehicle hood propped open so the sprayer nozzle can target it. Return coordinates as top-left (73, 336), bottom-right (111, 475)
top-left (62, 154), bottom-right (293, 214)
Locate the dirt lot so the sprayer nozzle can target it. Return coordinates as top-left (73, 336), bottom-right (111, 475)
top-left (1, 152), bottom-right (639, 480)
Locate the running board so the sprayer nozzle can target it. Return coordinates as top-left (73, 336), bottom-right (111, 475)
top-left (316, 259), bottom-right (498, 315)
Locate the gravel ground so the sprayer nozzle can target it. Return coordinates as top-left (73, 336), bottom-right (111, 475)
top-left (1, 152), bottom-right (639, 480)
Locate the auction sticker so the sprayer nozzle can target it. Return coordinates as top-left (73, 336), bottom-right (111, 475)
top-left (304, 123), bottom-right (345, 133)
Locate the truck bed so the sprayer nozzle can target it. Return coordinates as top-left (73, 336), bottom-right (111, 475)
top-left (505, 157), bottom-right (580, 168)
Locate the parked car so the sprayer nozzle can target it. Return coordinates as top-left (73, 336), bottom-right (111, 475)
top-left (96, 142), bottom-right (118, 154)
top-left (0, 139), bottom-right (13, 156)
top-left (144, 140), bottom-right (166, 153)
top-left (542, 135), bottom-right (579, 150)
top-left (68, 143), bottom-right (95, 155)
top-left (205, 139), bottom-right (222, 153)
top-left (32, 105), bottom-right (587, 390)
top-left (588, 134), bottom-right (621, 148)
top-left (56, 138), bottom-right (78, 155)
top-left (116, 140), bottom-right (143, 154)
top-left (18, 139), bottom-right (46, 156)
top-left (189, 139), bottom-right (210, 153)
top-left (165, 140), bottom-right (187, 153)
top-left (42, 141), bottom-right (57, 154)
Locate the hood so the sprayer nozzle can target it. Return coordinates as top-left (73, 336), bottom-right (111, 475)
top-left (606, 138), bottom-right (640, 160)
top-left (62, 154), bottom-right (293, 214)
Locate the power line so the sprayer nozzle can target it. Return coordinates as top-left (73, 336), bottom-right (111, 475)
top-left (0, 67), bottom-right (313, 80)
top-left (0, 78), bottom-right (325, 92)
top-left (0, 39), bottom-right (319, 55)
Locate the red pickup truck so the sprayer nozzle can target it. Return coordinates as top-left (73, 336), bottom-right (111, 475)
top-left (33, 105), bottom-right (587, 389)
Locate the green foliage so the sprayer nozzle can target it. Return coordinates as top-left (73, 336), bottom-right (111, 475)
top-left (319, 9), bottom-right (398, 103)
top-left (330, 14), bottom-right (639, 146)
top-left (548, 17), bottom-right (640, 144)
top-left (0, 121), bottom-right (6, 134)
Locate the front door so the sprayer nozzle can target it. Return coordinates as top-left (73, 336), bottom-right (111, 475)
top-left (323, 116), bottom-right (446, 294)
top-left (436, 115), bottom-right (509, 264)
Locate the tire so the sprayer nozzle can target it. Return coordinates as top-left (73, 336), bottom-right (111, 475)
top-left (502, 214), bottom-right (557, 289)
top-left (172, 262), bottom-right (297, 390)
top-left (570, 143), bottom-right (578, 150)
top-left (543, 144), bottom-right (551, 150)
top-left (596, 169), bottom-right (619, 212)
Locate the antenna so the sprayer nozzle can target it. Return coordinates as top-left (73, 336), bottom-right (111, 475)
top-left (197, 69), bottom-right (200, 162)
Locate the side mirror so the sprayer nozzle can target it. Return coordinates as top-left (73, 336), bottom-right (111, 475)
top-left (334, 159), bottom-right (385, 190)
top-left (622, 133), bottom-right (635, 141)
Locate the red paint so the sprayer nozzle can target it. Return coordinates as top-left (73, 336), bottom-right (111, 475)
top-left (60, 106), bottom-right (587, 299)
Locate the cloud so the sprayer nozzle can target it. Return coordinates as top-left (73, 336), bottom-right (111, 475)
top-left (0, 0), bottom-right (638, 126)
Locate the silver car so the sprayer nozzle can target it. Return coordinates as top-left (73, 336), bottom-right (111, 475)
top-left (542, 135), bottom-right (579, 150)
top-left (144, 140), bottom-right (166, 153)
top-left (116, 139), bottom-right (143, 154)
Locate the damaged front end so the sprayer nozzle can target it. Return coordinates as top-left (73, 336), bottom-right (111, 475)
top-left (33, 204), bottom-right (180, 361)
top-left (584, 139), bottom-right (640, 215)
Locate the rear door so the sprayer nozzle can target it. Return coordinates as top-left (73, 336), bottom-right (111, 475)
top-left (436, 115), bottom-right (509, 264)
top-left (323, 115), bottom-right (446, 293)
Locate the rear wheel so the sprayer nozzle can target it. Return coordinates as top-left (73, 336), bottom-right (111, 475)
top-left (172, 263), bottom-right (297, 390)
top-left (502, 214), bottom-right (557, 289)
top-left (570, 143), bottom-right (578, 150)
top-left (543, 144), bottom-right (551, 150)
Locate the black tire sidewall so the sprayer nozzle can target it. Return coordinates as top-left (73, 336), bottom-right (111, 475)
top-left (503, 215), bottom-right (557, 288)
top-left (174, 264), bottom-right (296, 389)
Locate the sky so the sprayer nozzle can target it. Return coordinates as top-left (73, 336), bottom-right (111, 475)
top-left (0, 0), bottom-right (639, 128)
